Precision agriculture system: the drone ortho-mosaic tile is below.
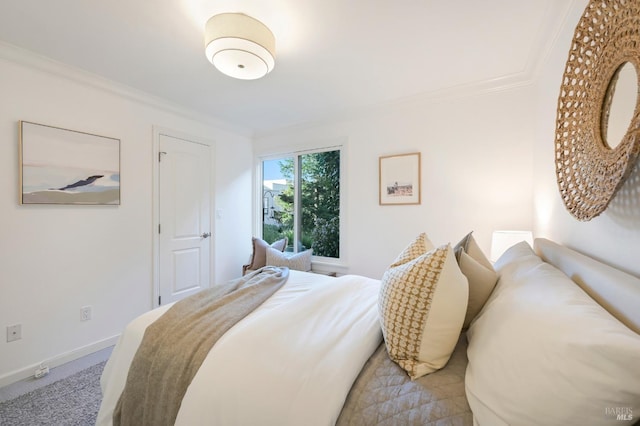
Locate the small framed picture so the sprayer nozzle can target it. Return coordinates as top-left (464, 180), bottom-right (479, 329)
top-left (19, 121), bottom-right (120, 205)
top-left (379, 152), bottom-right (421, 205)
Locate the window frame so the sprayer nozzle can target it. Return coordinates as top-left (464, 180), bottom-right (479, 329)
top-left (254, 141), bottom-right (347, 272)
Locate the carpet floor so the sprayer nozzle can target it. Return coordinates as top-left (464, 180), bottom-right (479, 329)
top-left (0, 361), bottom-right (106, 426)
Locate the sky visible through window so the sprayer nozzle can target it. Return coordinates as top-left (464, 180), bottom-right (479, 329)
top-left (263, 159), bottom-right (284, 181)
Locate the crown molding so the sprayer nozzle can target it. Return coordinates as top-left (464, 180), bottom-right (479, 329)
top-left (0, 41), bottom-right (252, 138)
top-left (526, 0), bottom-right (582, 82)
top-left (254, 70), bottom-right (535, 140)
top-left (254, 0), bottom-right (580, 140)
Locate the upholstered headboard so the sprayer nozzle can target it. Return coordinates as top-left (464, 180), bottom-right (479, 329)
top-left (534, 238), bottom-right (640, 334)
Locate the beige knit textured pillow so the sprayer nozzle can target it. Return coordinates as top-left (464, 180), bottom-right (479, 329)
top-left (389, 232), bottom-right (435, 268)
top-left (266, 247), bottom-right (312, 272)
top-left (379, 244), bottom-right (468, 379)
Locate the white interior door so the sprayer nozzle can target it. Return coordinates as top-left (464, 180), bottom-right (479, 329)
top-left (158, 133), bottom-right (212, 305)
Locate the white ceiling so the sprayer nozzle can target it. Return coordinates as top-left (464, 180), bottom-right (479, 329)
top-left (0, 0), bottom-right (576, 135)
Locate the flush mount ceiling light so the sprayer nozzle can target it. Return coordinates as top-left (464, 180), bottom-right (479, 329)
top-left (204, 13), bottom-right (275, 80)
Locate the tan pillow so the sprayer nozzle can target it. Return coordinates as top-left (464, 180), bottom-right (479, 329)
top-left (379, 244), bottom-right (468, 379)
top-left (247, 237), bottom-right (287, 270)
top-left (266, 247), bottom-right (312, 272)
top-left (456, 250), bottom-right (498, 328)
top-left (389, 232), bottom-right (435, 268)
top-left (454, 232), bottom-right (498, 328)
top-left (454, 232), bottom-right (493, 270)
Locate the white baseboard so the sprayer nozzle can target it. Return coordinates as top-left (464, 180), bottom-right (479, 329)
top-left (0, 335), bottom-right (119, 388)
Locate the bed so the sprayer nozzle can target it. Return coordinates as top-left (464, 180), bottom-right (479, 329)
top-left (97, 236), bottom-right (640, 426)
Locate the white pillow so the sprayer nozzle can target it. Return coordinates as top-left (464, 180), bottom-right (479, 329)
top-left (266, 247), bottom-right (312, 272)
top-left (492, 240), bottom-right (540, 275)
top-left (466, 246), bottom-right (640, 426)
top-left (379, 244), bottom-right (468, 379)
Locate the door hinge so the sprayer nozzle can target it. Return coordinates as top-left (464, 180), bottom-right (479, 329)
top-left (158, 296), bottom-right (161, 305)
top-left (158, 224), bottom-right (161, 234)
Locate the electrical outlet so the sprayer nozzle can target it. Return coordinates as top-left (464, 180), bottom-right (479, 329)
top-left (80, 306), bottom-right (92, 321)
top-left (7, 324), bottom-right (21, 342)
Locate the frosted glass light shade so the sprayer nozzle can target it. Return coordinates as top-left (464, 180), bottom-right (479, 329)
top-left (204, 13), bottom-right (275, 80)
top-left (490, 230), bottom-right (534, 263)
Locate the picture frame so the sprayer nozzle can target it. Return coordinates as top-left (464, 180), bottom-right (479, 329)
top-left (19, 121), bottom-right (120, 205)
top-left (379, 152), bottom-right (421, 205)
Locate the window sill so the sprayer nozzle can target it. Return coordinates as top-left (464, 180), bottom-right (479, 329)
top-left (311, 260), bottom-right (348, 277)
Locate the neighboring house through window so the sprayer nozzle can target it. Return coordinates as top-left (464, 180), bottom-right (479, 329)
top-left (260, 146), bottom-right (343, 262)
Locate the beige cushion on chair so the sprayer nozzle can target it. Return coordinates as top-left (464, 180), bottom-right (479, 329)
top-left (243, 237), bottom-right (287, 274)
top-left (379, 243), bottom-right (468, 379)
top-left (266, 247), bottom-right (312, 272)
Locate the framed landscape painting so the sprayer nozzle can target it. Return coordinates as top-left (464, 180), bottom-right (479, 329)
top-left (379, 152), bottom-right (421, 205)
top-left (19, 121), bottom-right (120, 205)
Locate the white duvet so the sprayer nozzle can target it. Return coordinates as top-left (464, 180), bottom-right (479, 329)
top-left (97, 271), bottom-right (383, 426)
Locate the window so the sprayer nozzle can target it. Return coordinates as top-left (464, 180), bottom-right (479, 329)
top-left (261, 147), bottom-right (341, 259)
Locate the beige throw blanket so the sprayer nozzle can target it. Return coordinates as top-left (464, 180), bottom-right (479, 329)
top-left (113, 266), bottom-right (289, 426)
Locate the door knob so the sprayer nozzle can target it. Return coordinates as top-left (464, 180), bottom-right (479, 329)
top-left (201, 232), bottom-right (211, 239)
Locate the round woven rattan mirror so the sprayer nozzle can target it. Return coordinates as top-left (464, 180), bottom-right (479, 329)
top-left (555, 0), bottom-right (640, 221)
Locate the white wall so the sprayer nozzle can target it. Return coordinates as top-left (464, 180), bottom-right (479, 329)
top-left (256, 86), bottom-right (536, 279)
top-left (533, 0), bottom-right (640, 277)
top-left (0, 47), bottom-right (253, 385)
